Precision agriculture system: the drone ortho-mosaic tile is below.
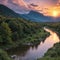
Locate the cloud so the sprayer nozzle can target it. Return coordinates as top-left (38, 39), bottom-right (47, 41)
top-left (12, 0), bottom-right (28, 8)
top-left (26, 0), bottom-right (60, 16)
top-left (0, 0), bottom-right (28, 7)
top-left (28, 3), bottom-right (41, 11)
top-left (0, 0), bottom-right (8, 5)
top-left (30, 3), bottom-right (38, 7)
top-left (0, 0), bottom-right (30, 14)
top-left (56, 0), bottom-right (60, 6)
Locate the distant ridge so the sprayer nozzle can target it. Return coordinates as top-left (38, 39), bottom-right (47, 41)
top-left (0, 4), bottom-right (21, 17)
top-left (21, 10), bottom-right (60, 22)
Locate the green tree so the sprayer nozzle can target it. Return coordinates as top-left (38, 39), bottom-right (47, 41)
top-left (0, 49), bottom-right (12, 60)
top-left (0, 22), bottom-right (13, 45)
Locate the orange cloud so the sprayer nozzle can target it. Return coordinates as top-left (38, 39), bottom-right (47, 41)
top-left (26, 0), bottom-right (60, 16)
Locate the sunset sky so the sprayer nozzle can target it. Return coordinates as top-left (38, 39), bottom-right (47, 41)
top-left (0, 0), bottom-right (60, 16)
top-left (25, 0), bottom-right (60, 16)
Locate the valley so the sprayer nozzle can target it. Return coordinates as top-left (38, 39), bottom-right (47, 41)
top-left (0, 4), bottom-right (60, 60)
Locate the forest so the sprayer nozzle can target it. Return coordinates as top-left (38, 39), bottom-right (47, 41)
top-left (0, 15), bottom-right (60, 60)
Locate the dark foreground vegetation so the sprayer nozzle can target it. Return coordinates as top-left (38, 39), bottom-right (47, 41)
top-left (0, 49), bottom-right (12, 60)
top-left (0, 15), bottom-right (48, 49)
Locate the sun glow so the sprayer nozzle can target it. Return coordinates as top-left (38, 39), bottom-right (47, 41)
top-left (52, 10), bottom-right (58, 17)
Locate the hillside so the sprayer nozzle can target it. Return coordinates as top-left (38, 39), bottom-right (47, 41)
top-left (0, 5), bottom-right (49, 60)
top-left (0, 15), bottom-right (48, 49)
top-left (0, 11), bottom-right (49, 60)
top-left (0, 4), bottom-right (21, 17)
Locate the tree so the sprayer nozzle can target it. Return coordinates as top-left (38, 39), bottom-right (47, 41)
top-left (0, 22), bottom-right (13, 45)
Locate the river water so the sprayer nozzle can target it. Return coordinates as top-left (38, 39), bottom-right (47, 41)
top-left (7, 28), bottom-right (60, 60)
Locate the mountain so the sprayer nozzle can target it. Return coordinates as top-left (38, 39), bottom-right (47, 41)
top-left (0, 4), bottom-right (21, 17)
top-left (0, 4), bottom-right (60, 22)
top-left (21, 11), bottom-right (60, 22)
top-left (0, 0), bottom-right (29, 14)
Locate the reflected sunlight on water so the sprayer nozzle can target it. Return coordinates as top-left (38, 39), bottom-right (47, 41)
top-left (44, 27), bottom-right (59, 43)
top-left (52, 33), bottom-right (59, 42)
top-left (8, 27), bottom-right (60, 60)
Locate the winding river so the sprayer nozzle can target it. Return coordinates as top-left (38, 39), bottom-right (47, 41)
top-left (7, 27), bottom-right (60, 60)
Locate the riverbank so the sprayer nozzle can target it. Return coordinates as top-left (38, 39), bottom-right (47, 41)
top-left (7, 27), bottom-right (60, 60)
top-left (38, 42), bottom-right (60, 60)
top-left (0, 16), bottom-right (49, 60)
top-left (0, 29), bottom-right (48, 50)
top-left (0, 15), bottom-right (50, 50)
top-left (0, 16), bottom-right (60, 60)
top-left (38, 25), bottom-right (60, 60)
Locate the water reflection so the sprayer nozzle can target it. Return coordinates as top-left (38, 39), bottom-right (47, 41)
top-left (44, 27), bottom-right (59, 42)
top-left (7, 28), bottom-right (59, 60)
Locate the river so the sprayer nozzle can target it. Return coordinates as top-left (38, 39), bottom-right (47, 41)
top-left (7, 27), bottom-right (60, 60)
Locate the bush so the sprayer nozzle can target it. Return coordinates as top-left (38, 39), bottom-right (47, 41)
top-left (0, 49), bottom-right (12, 60)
